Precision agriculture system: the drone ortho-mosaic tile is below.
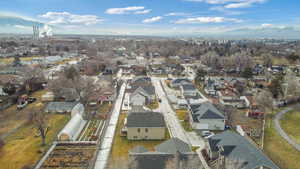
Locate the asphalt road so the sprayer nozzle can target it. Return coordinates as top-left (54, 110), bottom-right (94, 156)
top-left (274, 104), bottom-right (300, 151)
top-left (152, 77), bottom-right (191, 144)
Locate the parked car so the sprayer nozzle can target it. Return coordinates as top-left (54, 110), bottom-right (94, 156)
top-left (202, 131), bottom-right (214, 139)
top-left (17, 101), bottom-right (28, 110)
top-left (27, 97), bottom-right (37, 104)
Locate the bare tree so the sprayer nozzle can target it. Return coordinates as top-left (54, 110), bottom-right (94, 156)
top-left (284, 72), bottom-right (300, 98)
top-left (255, 90), bottom-right (274, 112)
top-left (28, 108), bottom-right (49, 146)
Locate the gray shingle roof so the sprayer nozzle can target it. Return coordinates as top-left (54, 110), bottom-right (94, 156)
top-left (155, 138), bottom-right (191, 154)
top-left (132, 85), bottom-right (155, 96)
top-left (190, 102), bottom-right (224, 122)
top-left (208, 131), bottom-right (280, 169)
top-left (127, 112), bottom-right (165, 128)
top-left (182, 84), bottom-right (197, 91)
top-left (45, 102), bottom-right (78, 113)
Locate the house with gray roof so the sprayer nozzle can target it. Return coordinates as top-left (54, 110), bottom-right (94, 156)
top-left (188, 102), bottom-right (225, 130)
top-left (205, 131), bottom-right (280, 169)
top-left (45, 102), bottom-right (82, 114)
top-left (125, 112), bottom-right (166, 140)
top-left (129, 138), bottom-right (203, 169)
top-left (170, 78), bottom-right (191, 88)
top-left (180, 83), bottom-right (198, 97)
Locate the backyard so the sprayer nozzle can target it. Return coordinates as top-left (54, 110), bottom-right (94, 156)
top-left (109, 113), bottom-right (170, 162)
top-left (0, 114), bottom-right (70, 169)
top-left (176, 109), bottom-right (192, 131)
top-left (146, 99), bottom-right (159, 110)
top-left (0, 90), bottom-right (48, 138)
top-left (40, 143), bottom-right (96, 169)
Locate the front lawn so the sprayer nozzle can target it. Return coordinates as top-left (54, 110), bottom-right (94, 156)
top-left (264, 117), bottom-right (300, 169)
top-left (0, 114), bottom-right (70, 169)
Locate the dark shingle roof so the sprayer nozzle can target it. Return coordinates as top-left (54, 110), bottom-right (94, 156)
top-left (190, 102), bottom-right (224, 122)
top-left (127, 112), bottom-right (165, 128)
top-left (182, 84), bottom-right (197, 91)
top-left (208, 131), bottom-right (280, 169)
top-left (155, 138), bottom-right (191, 154)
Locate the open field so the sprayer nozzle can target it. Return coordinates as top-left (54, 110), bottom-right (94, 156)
top-left (264, 117), bottom-right (300, 169)
top-left (280, 109), bottom-right (300, 145)
top-left (0, 114), bottom-right (70, 169)
top-left (0, 56), bottom-right (40, 64)
top-left (109, 113), bottom-right (169, 162)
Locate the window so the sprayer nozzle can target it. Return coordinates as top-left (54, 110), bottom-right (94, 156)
top-left (137, 128), bottom-right (140, 133)
top-left (145, 128), bottom-right (148, 132)
top-left (133, 136), bottom-right (137, 139)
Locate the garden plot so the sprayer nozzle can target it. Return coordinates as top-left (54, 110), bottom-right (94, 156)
top-left (40, 143), bottom-right (96, 169)
top-left (78, 119), bottom-right (106, 141)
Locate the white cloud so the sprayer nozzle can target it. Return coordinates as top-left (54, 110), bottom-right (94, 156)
top-left (261, 23), bottom-right (273, 27)
top-left (105, 6), bottom-right (150, 14)
top-left (185, 0), bottom-right (267, 8)
top-left (134, 9), bottom-right (152, 14)
top-left (165, 12), bottom-right (189, 16)
top-left (143, 16), bottom-right (163, 23)
top-left (39, 12), bottom-right (103, 25)
top-left (174, 16), bottom-right (242, 24)
top-left (184, 0), bottom-right (243, 4)
top-left (14, 25), bottom-right (32, 29)
top-left (224, 0), bottom-right (267, 8)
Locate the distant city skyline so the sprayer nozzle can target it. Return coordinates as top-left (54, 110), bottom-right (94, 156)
top-left (0, 0), bottom-right (299, 36)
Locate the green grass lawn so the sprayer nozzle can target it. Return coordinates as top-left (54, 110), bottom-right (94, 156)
top-left (146, 99), bottom-right (159, 110)
top-left (0, 114), bottom-right (70, 169)
top-left (109, 113), bottom-right (169, 162)
top-left (264, 117), bottom-right (300, 169)
top-left (176, 109), bottom-right (193, 131)
top-left (280, 109), bottom-right (300, 144)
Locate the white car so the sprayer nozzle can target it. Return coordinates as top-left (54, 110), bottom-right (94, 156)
top-left (201, 131), bottom-right (215, 139)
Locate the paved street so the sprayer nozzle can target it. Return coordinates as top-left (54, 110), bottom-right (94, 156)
top-left (152, 77), bottom-right (190, 143)
top-left (94, 82), bottom-right (126, 169)
top-left (152, 77), bottom-right (205, 148)
top-left (274, 104), bottom-right (300, 151)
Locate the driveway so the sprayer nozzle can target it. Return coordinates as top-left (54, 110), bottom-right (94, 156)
top-left (274, 104), bottom-right (300, 151)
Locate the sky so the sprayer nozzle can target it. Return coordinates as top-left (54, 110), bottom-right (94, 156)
top-left (0, 0), bottom-right (299, 35)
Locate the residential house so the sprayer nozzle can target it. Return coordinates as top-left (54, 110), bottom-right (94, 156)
top-left (45, 102), bottom-right (84, 114)
top-left (129, 138), bottom-right (202, 169)
top-left (180, 83), bottom-right (198, 97)
top-left (170, 78), bottom-right (191, 88)
top-left (125, 112), bottom-right (166, 140)
top-left (205, 131), bottom-right (280, 169)
top-left (188, 102), bottom-right (225, 130)
top-left (218, 89), bottom-right (250, 109)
